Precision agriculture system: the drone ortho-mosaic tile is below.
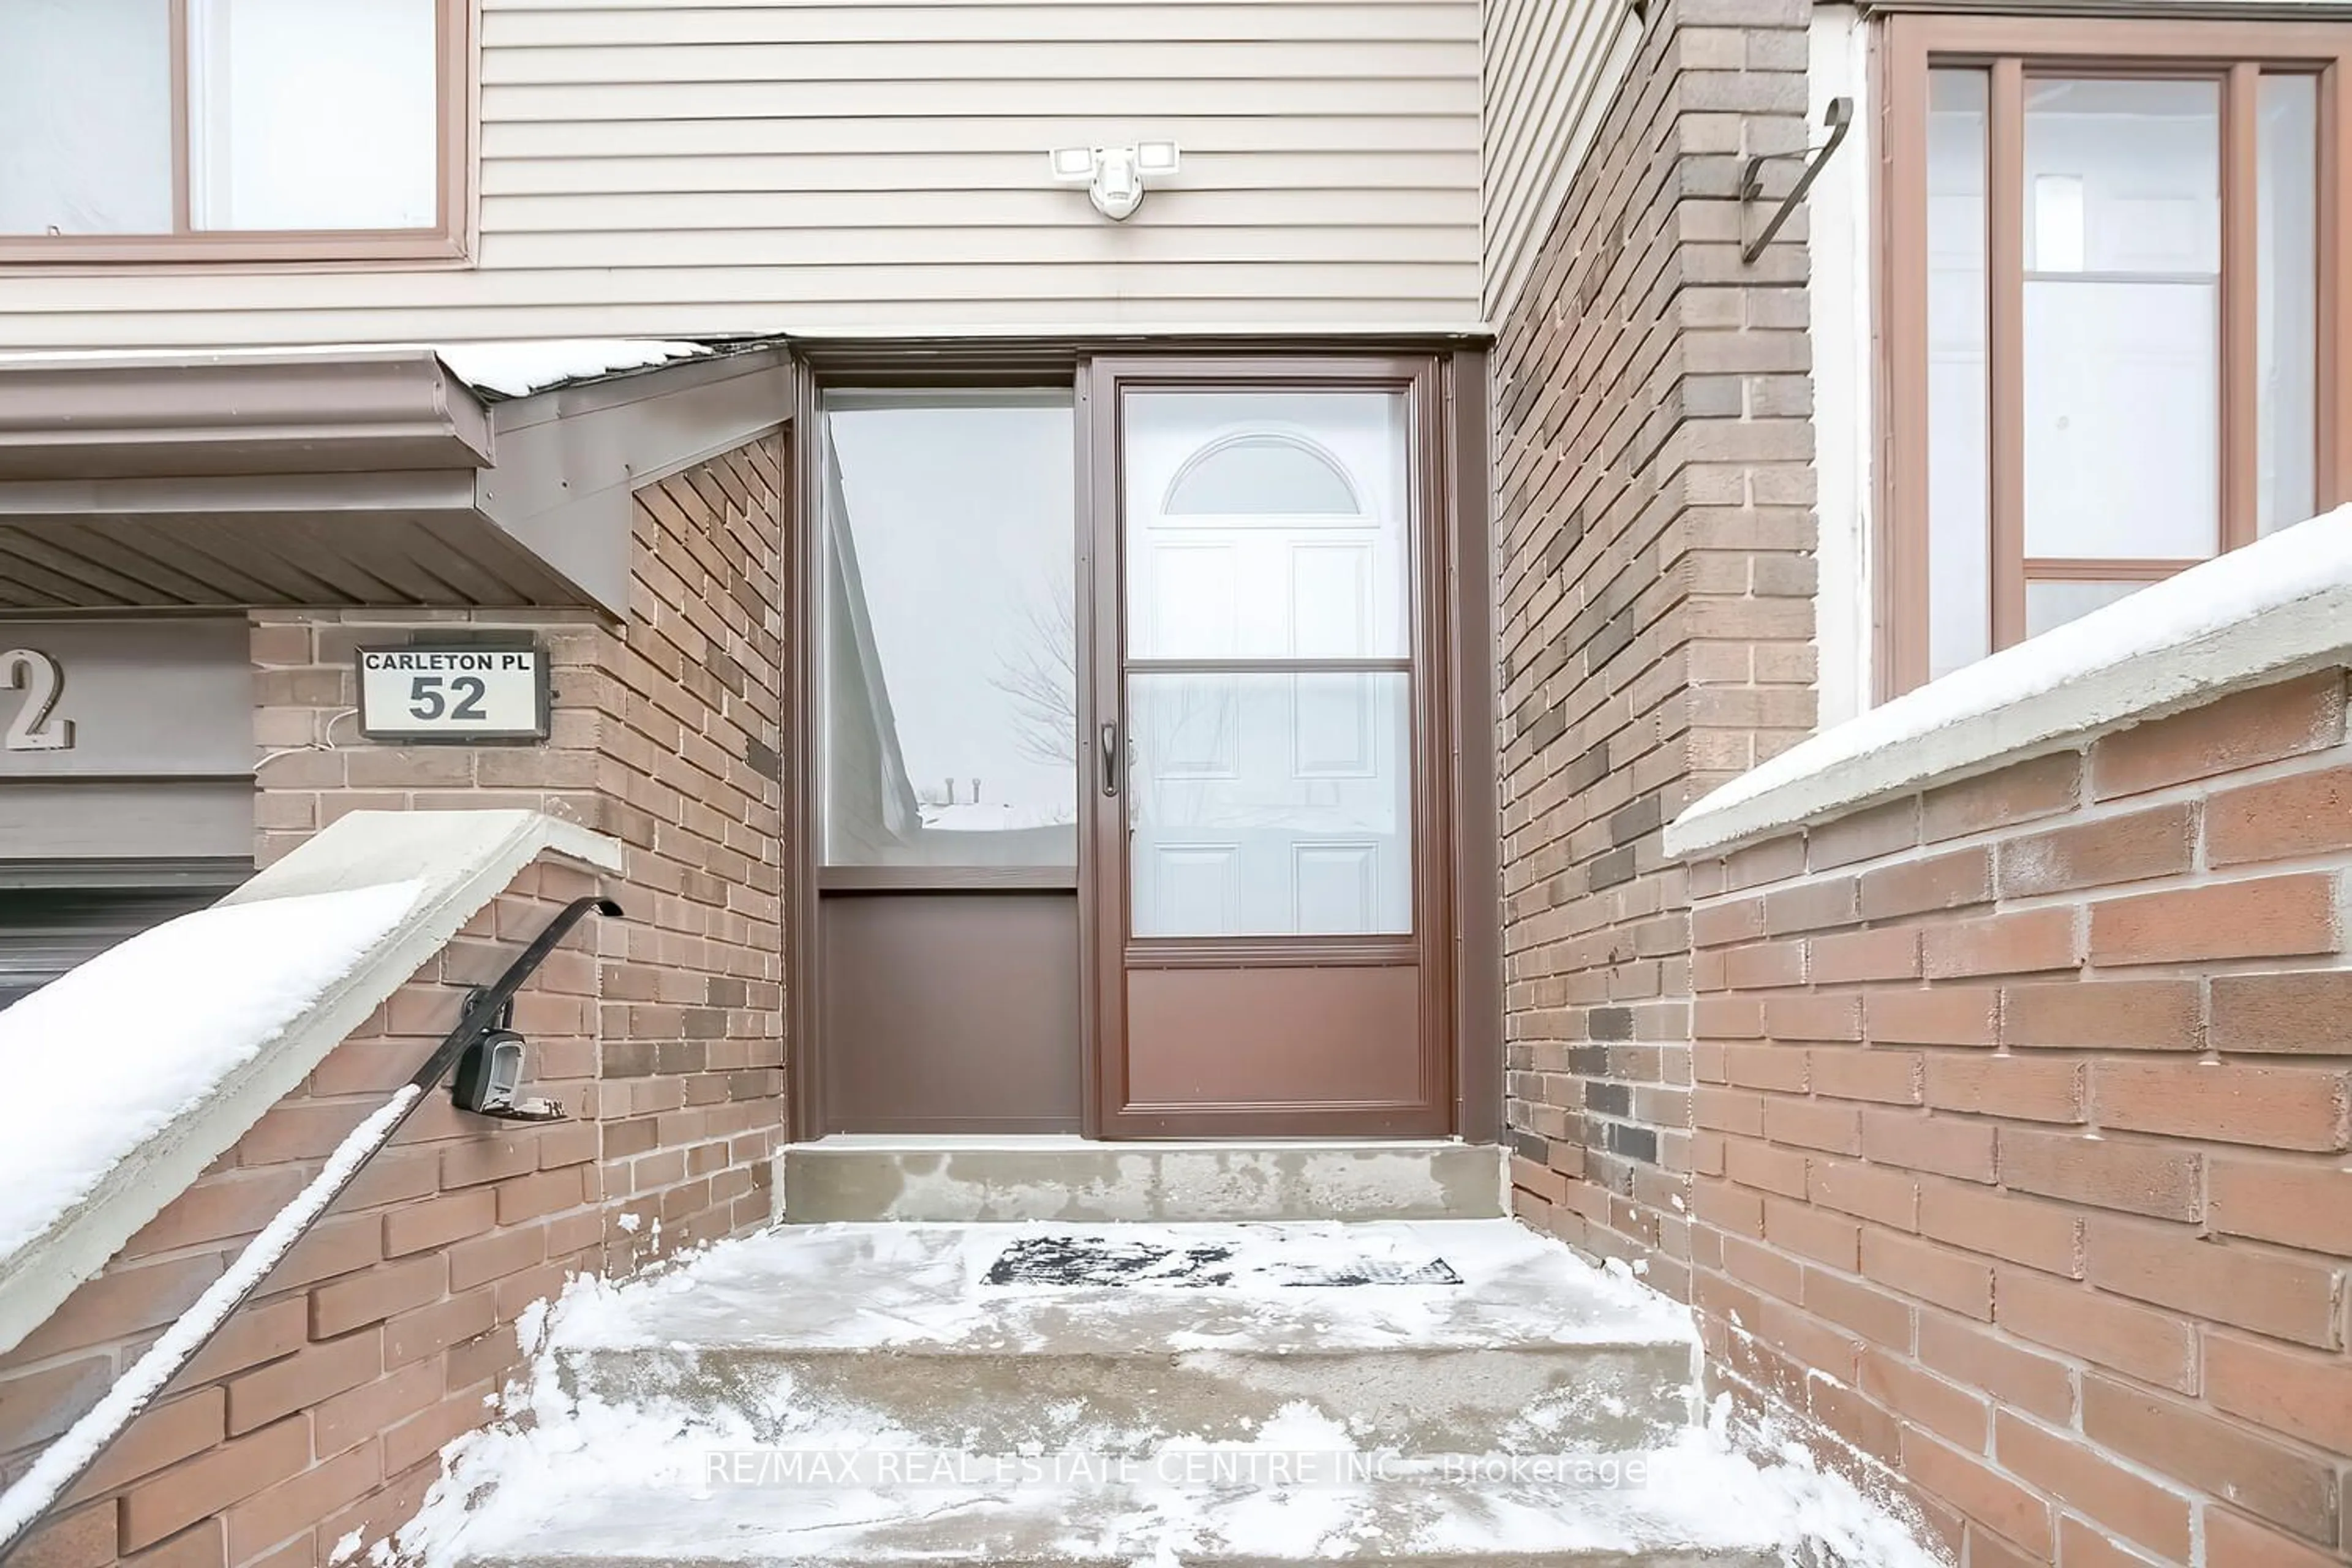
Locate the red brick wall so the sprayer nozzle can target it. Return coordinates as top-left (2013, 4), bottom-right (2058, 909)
top-left (1683, 669), bottom-right (2352, 1566)
top-left (1493, 0), bottom-right (1821, 1298)
top-left (249, 433), bottom-right (790, 1272)
top-left (0, 434), bottom-right (790, 1567)
top-left (1, 866), bottom-right (608, 1568)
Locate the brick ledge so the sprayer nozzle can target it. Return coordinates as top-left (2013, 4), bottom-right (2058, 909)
top-left (1668, 507), bottom-right (2352, 858)
top-left (0, 810), bottom-right (622, 1358)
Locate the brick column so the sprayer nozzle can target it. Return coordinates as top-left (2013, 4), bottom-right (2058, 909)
top-left (0, 432), bottom-right (796, 1568)
top-left (247, 434), bottom-right (790, 1268)
top-left (1490, 0), bottom-right (1821, 1299)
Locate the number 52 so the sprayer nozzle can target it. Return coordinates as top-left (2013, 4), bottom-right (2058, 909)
top-left (409, 674), bottom-right (489, 722)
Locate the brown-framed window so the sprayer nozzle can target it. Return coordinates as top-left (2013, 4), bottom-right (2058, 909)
top-left (0, 0), bottom-right (470, 264)
top-left (1882, 13), bottom-right (2352, 693)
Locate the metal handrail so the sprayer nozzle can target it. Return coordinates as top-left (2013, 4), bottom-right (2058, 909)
top-left (0, 895), bottom-right (622, 1562)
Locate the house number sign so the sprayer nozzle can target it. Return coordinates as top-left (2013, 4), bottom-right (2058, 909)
top-left (2, 647), bottom-right (74, 752)
top-left (357, 646), bottom-right (551, 743)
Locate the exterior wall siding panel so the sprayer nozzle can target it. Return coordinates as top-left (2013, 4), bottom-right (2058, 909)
top-left (1480, 0), bottom-right (1640, 322)
top-left (0, 0), bottom-right (1482, 349)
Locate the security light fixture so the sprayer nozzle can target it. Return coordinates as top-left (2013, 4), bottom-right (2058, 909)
top-left (1050, 141), bottom-right (1180, 221)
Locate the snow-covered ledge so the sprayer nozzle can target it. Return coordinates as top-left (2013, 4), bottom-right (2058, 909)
top-left (1668, 508), bottom-right (2352, 858)
top-left (0, 810), bottom-right (622, 1358)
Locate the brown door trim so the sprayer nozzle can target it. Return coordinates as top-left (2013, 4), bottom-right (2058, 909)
top-left (786, 360), bottom-right (824, 1143)
top-left (1444, 348), bottom-right (1502, 1145)
top-left (785, 343), bottom-right (1497, 1146)
top-left (1084, 352), bottom-right (1458, 1139)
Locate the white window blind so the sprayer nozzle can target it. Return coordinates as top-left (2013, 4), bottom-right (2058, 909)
top-left (188, 0), bottom-right (438, 232)
top-left (0, 0), bottom-right (172, 235)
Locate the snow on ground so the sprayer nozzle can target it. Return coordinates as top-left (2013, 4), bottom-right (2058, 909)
top-left (386, 1223), bottom-right (1948, 1567)
top-left (433, 341), bottom-right (710, 398)
top-left (0, 880), bottom-right (421, 1265)
top-left (544, 1219), bottom-right (1698, 1355)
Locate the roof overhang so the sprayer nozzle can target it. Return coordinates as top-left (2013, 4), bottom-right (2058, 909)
top-left (0, 342), bottom-right (792, 617)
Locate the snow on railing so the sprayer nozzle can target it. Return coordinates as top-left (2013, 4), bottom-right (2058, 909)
top-left (0, 1088), bottom-right (417, 1556)
top-left (0, 813), bottom-right (624, 1359)
top-left (0, 890), bottom-right (620, 1561)
top-left (0, 883), bottom-right (422, 1269)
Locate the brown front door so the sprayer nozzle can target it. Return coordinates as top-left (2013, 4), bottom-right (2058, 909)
top-left (1085, 358), bottom-right (1454, 1137)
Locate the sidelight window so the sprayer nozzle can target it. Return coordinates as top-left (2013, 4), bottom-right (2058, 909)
top-left (819, 389), bottom-right (1080, 870)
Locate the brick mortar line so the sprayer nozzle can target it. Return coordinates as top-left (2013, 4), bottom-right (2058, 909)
top-left (1687, 731), bottom-right (2352, 903)
top-left (1693, 1246), bottom-right (2352, 1499)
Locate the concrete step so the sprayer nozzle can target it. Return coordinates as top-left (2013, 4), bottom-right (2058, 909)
top-left (454, 1470), bottom-right (1789, 1567)
top-left (423, 1221), bottom-right (1943, 1568)
top-left (777, 1137), bottom-right (1506, 1223)
top-left (554, 1221), bottom-right (1698, 1457)
top-left (568, 1341), bottom-right (1691, 1455)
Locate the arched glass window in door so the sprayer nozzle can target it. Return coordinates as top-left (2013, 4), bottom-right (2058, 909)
top-left (1164, 434), bottom-right (1361, 516)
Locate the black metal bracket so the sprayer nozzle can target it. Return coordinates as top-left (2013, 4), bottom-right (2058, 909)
top-left (466, 991), bottom-right (516, 1033)
top-left (1740, 97), bottom-right (1853, 265)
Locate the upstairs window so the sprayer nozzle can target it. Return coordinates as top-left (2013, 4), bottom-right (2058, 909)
top-left (1882, 14), bottom-right (2350, 692)
top-left (0, 0), bottom-right (466, 262)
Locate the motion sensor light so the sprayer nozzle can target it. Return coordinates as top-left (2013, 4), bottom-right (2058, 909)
top-left (1049, 141), bottom-right (1182, 221)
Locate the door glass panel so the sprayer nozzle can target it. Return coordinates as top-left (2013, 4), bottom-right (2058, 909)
top-left (1124, 391), bottom-right (1411, 660)
top-left (1927, 67), bottom-right (1991, 680)
top-left (821, 390), bottom-right (1077, 867)
top-left (2026, 578), bottom-right (2151, 637)
top-left (2259, 73), bottom-right (2318, 537)
top-left (2022, 78), bottom-right (2220, 561)
top-left (1127, 673), bottom-right (1411, 938)
top-left (0, 0), bottom-right (173, 235)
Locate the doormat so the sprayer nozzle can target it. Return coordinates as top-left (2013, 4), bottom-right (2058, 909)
top-left (983, 1235), bottom-right (1462, 1289)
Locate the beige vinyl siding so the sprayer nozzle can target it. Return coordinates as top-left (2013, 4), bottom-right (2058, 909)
top-left (0, 0), bottom-right (1482, 348)
top-left (1481, 0), bottom-right (1639, 321)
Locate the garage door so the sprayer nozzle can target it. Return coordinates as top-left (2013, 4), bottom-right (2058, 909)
top-left (0, 866), bottom-right (248, 1009)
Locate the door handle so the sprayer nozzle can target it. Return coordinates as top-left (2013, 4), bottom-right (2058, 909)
top-left (1099, 722), bottom-right (1120, 797)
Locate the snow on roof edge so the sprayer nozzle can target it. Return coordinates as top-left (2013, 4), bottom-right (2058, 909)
top-left (0, 337), bottom-right (779, 402)
top-left (432, 339), bottom-right (716, 399)
top-left (1667, 507), bottom-right (2352, 859)
top-left (0, 810), bottom-right (624, 1360)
